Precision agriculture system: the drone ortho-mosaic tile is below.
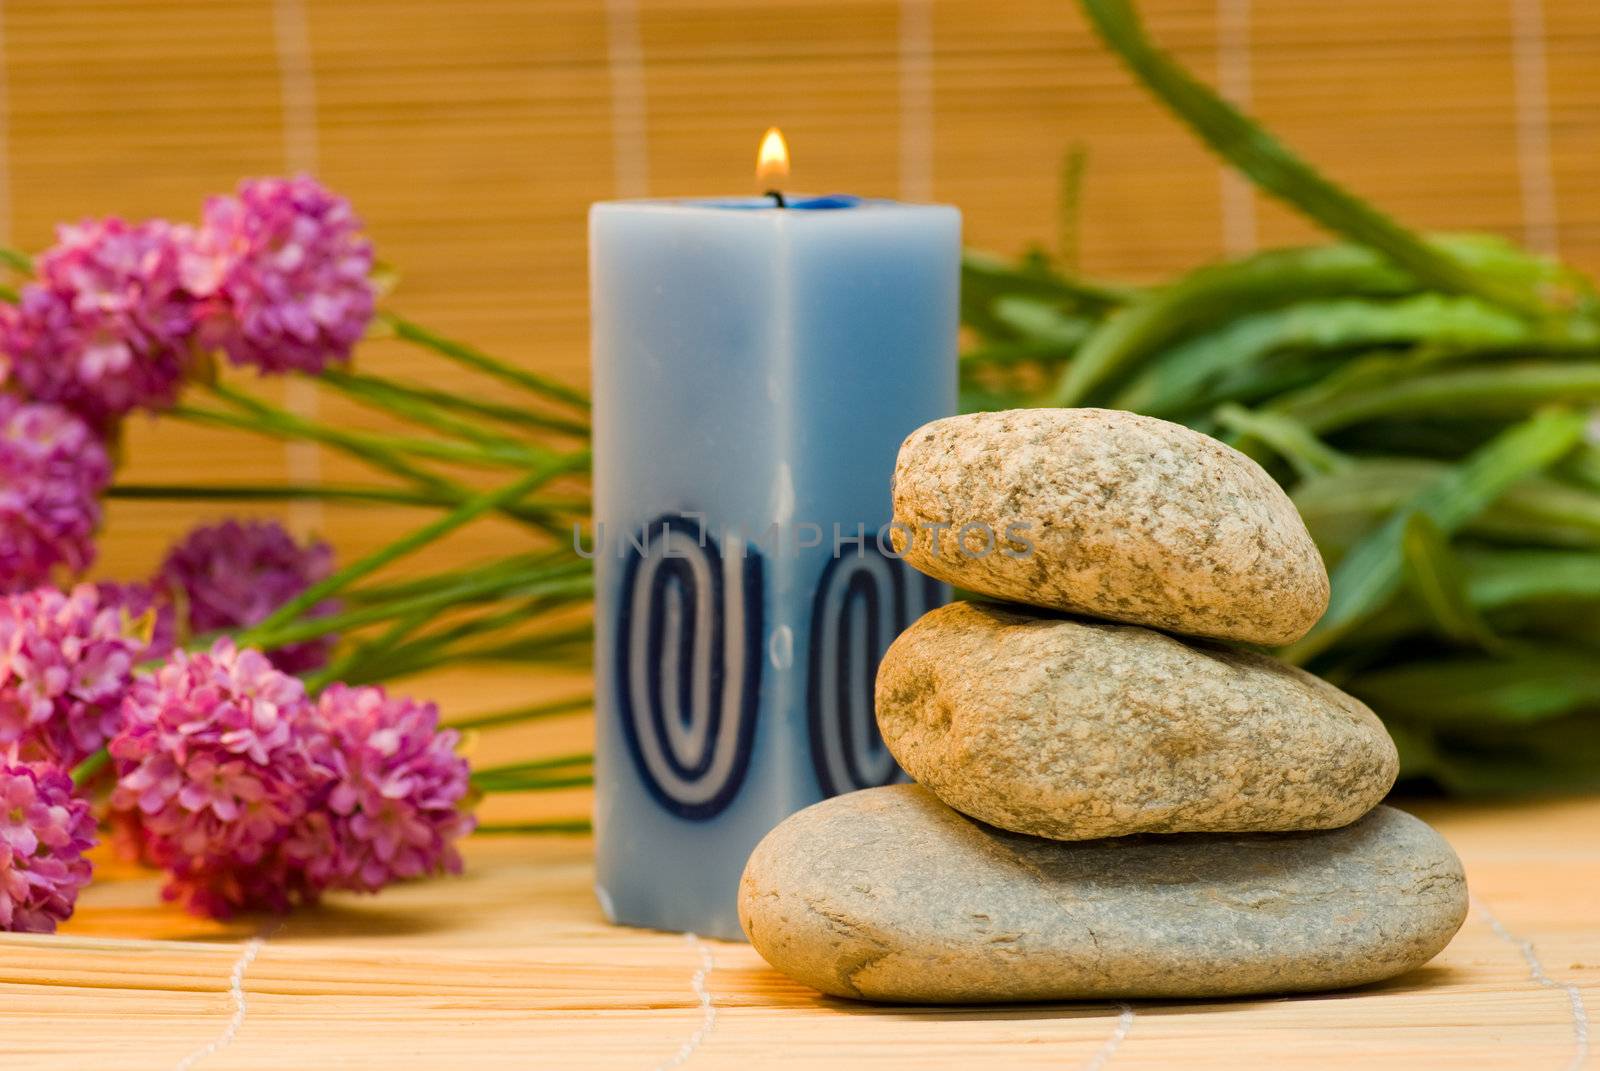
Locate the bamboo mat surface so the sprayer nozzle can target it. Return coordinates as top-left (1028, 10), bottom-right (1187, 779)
top-left (0, 669), bottom-right (1592, 1070)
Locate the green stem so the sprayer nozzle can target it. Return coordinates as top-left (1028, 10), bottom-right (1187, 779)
top-left (353, 621), bottom-right (592, 683)
top-left (342, 551), bottom-right (570, 605)
top-left (471, 773), bottom-right (594, 792)
top-left (449, 696), bottom-right (593, 731)
top-left (0, 246), bottom-right (32, 273)
top-left (323, 369), bottom-right (589, 440)
top-left (335, 597), bottom-right (584, 685)
top-left (304, 605), bottom-right (436, 694)
top-left (238, 464), bottom-right (576, 644)
top-left (381, 312), bottom-right (591, 413)
top-left (316, 370), bottom-right (553, 453)
top-left (472, 820), bottom-right (591, 835)
top-left (71, 749), bottom-right (110, 788)
top-left (170, 395), bottom-right (584, 541)
top-left (470, 753), bottom-right (593, 779)
top-left (171, 403), bottom-right (459, 491)
top-left (444, 624), bottom-right (593, 664)
top-left (246, 570), bottom-right (592, 651)
top-left (205, 382), bottom-right (550, 469)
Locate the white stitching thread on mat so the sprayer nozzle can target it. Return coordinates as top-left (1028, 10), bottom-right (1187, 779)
top-left (652, 932), bottom-right (717, 1071)
top-left (1081, 1002), bottom-right (1135, 1071)
top-left (171, 929), bottom-right (272, 1071)
top-left (1473, 895), bottom-right (1591, 1071)
top-left (1509, 0), bottom-right (1560, 256)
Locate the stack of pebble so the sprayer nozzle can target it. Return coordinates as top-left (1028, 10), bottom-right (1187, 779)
top-left (739, 409), bottom-right (1469, 1004)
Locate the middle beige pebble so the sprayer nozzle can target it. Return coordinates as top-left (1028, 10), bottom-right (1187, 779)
top-left (876, 600), bottom-right (1399, 841)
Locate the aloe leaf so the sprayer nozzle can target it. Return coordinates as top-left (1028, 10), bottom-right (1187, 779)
top-left (1339, 546), bottom-right (1600, 648)
top-left (1213, 404), bottom-right (1348, 481)
top-left (1464, 547), bottom-right (1600, 605)
top-left (1047, 236), bottom-right (1561, 408)
top-left (1285, 408), bottom-right (1586, 662)
top-left (1051, 244), bottom-right (1418, 406)
top-left (1280, 362), bottom-right (1600, 433)
top-left (961, 338), bottom-right (1083, 370)
top-left (1349, 646), bottom-right (1600, 726)
top-left (1399, 514), bottom-right (1501, 649)
top-left (992, 295), bottom-right (1096, 346)
top-left (1114, 294), bottom-right (1536, 416)
top-left (1075, 0), bottom-right (1546, 317)
top-left (962, 249), bottom-right (1129, 329)
top-left (1384, 719), bottom-right (1441, 779)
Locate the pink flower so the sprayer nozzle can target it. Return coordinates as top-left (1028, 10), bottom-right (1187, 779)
top-left (0, 219), bottom-right (198, 427)
top-left (286, 685), bottom-right (473, 893)
top-left (0, 396), bottom-right (110, 593)
top-left (109, 640), bottom-right (329, 916)
top-left (156, 519), bottom-right (337, 674)
top-left (0, 752), bottom-right (96, 932)
top-left (187, 176), bottom-right (375, 375)
top-left (0, 585), bottom-right (142, 767)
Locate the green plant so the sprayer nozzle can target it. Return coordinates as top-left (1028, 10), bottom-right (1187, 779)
top-left (959, 0), bottom-right (1600, 793)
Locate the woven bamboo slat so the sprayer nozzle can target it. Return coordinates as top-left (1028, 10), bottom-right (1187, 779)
top-left (0, 0), bottom-right (1589, 578)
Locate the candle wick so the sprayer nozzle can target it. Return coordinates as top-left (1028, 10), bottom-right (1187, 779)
top-left (765, 190), bottom-right (787, 208)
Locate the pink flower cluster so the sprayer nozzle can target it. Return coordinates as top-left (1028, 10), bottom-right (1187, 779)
top-left (296, 685), bottom-right (473, 893)
top-left (0, 396), bottom-right (110, 593)
top-left (0, 585), bottom-right (141, 767)
top-left (110, 642), bottom-right (472, 918)
top-left (188, 177), bottom-right (376, 375)
top-left (156, 519), bottom-right (337, 674)
top-left (0, 220), bottom-right (196, 428)
top-left (111, 642), bottom-right (328, 916)
top-left (0, 752), bottom-right (95, 933)
top-left (0, 176), bottom-right (375, 432)
top-left (0, 176), bottom-right (376, 601)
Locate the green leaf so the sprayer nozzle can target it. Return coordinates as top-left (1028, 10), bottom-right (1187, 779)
top-left (1114, 294), bottom-right (1535, 417)
top-left (1382, 719), bottom-right (1440, 780)
top-left (1047, 236), bottom-right (1560, 408)
top-left (1051, 243), bottom-right (1419, 406)
top-left (1285, 408), bottom-right (1587, 662)
top-left (1398, 514), bottom-right (1501, 649)
top-left (961, 249), bottom-right (1130, 327)
top-left (1213, 404), bottom-right (1349, 481)
top-left (1350, 647), bottom-right (1600, 726)
top-left (1462, 547), bottom-right (1600, 605)
top-left (1294, 461), bottom-right (1600, 565)
top-left (1279, 362), bottom-right (1600, 433)
top-left (1075, 0), bottom-right (1546, 317)
top-left (1339, 546), bottom-right (1600, 649)
top-left (991, 295), bottom-right (1095, 347)
top-left (1429, 714), bottom-right (1600, 794)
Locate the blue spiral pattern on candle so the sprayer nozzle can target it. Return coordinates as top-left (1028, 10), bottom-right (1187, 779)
top-left (806, 548), bottom-right (943, 797)
top-left (615, 514), bottom-right (764, 820)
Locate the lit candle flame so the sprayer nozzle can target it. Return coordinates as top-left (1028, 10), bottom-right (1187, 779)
top-left (756, 127), bottom-right (790, 191)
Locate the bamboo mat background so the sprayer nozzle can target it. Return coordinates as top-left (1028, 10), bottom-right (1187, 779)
top-left (0, 0), bottom-right (1583, 586)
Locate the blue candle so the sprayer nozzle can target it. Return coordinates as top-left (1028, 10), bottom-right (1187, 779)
top-left (589, 173), bottom-right (959, 939)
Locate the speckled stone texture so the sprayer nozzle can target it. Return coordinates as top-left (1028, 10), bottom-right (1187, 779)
top-left (739, 785), bottom-right (1467, 1003)
top-left (889, 408), bottom-right (1330, 645)
top-left (876, 601), bottom-right (1398, 840)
